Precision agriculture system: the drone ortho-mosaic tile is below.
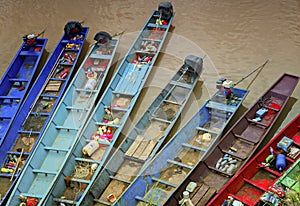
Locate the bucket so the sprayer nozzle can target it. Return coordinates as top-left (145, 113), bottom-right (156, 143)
top-left (276, 154), bottom-right (286, 172)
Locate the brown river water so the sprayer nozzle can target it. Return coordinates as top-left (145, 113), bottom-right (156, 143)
top-left (0, 0), bottom-right (300, 154)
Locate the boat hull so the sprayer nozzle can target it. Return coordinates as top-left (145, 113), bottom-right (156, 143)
top-left (208, 114), bottom-right (300, 205)
top-left (0, 38), bottom-right (47, 145)
top-left (166, 73), bottom-right (299, 206)
top-left (112, 85), bottom-right (248, 206)
top-left (43, 5), bottom-right (175, 206)
top-left (4, 25), bottom-right (93, 206)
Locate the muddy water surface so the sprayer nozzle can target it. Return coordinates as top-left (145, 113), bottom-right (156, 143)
top-left (1, 0), bottom-right (300, 172)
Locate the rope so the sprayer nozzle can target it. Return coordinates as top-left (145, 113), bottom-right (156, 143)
top-left (73, 163), bottom-right (90, 179)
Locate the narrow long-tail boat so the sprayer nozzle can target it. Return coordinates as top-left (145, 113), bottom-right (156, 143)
top-left (207, 114), bottom-right (300, 206)
top-left (0, 26), bottom-right (120, 205)
top-left (165, 73), bottom-right (299, 206)
top-left (112, 79), bottom-right (249, 206)
top-left (0, 35), bottom-right (47, 146)
top-left (48, 54), bottom-right (201, 206)
top-left (6, 2), bottom-right (174, 205)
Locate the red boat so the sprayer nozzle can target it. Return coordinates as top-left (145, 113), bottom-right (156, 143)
top-left (208, 114), bottom-right (300, 206)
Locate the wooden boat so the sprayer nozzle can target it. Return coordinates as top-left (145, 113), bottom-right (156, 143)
top-left (207, 114), bottom-right (300, 206)
top-left (165, 73), bottom-right (299, 206)
top-left (7, 2), bottom-right (174, 205)
top-left (0, 26), bottom-right (119, 205)
top-left (0, 36), bottom-right (47, 146)
top-left (112, 79), bottom-right (249, 206)
top-left (50, 54), bottom-right (202, 206)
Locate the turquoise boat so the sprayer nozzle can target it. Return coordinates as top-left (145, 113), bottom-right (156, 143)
top-left (112, 78), bottom-right (248, 206)
top-left (7, 2), bottom-right (174, 205)
top-left (0, 35), bottom-right (47, 146)
top-left (46, 53), bottom-right (200, 206)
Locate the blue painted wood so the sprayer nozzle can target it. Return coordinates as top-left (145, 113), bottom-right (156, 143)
top-left (0, 26), bottom-right (89, 205)
top-left (43, 5), bottom-right (175, 206)
top-left (113, 87), bottom-right (248, 206)
top-left (47, 54), bottom-right (202, 205)
top-left (0, 38), bottom-right (47, 145)
top-left (4, 29), bottom-right (120, 205)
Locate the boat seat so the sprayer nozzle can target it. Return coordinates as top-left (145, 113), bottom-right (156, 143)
top-left (109, 175), bottom-right (131, 184)
top-left (19, 193), bottom-right (43, 199)
top-left (19, 51), bottom-right (40, 56)
top-left (61, 40), bottom-right (83, 44)
top-left (206, 101), bottom-right (236, 113)
top-left (0, 96), bottom-right (21, 100)
top-left (40, 94), bottom-right (58, 99)
top-left (196, 127), bottom-right (219, 135)
top-left (182, 143), bottom-right (207, 153)
top-left (247, 118), bottom-right (268, 128)
top-left (75, 88), bottom-right (97, 93)
top-left (30, 112), bottom-right (50, 116)
top-left (53, 198), bottom-right (76, 204)
top-left (6, 151), bottom-right (29, 156)
top-left (142, 37), bottom-right (162, 42)
top-left (152, 177), bottom-right (177, 188)
top-left (167, 159), bottom-right (193, 170)
top-left (32, 169), bottom-right (57, 175)
top-left (147, 23), bottom-right (168, 29)
top-left (18, 130), bottom-right (40, 135)
top-left (89, 53), bottom-right (112, 60)
top-left (151, 116), bottom-right (172, 124)
top-left (44, 146), bottom-right (69, 152)
top-left (0, 115), bottom-right (12, 120)
top-left (9, 78), bottom-right (29, 83)
top-left (135, 196), bottom-right (155, 204)
top-left (71, 178), bottom-right (90, 184)
top-left (75, 157), bottom-right (100, 164)
top-left (163, 99), bottom-right (182, 106)
top-left (55, 125), bottom-right (79, 131)
top-left (95, 121), bottom-right (120, 128)
top-left (49, 77), bottom-right (67, 82)
top-left (65, 106), bottom-right (89, 111)
top-left (110, 106), bottom-right (128, 112)
top-left (170, 80), bottom-right (193, 89)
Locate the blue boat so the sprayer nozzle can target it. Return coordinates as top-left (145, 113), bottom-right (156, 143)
top-left (45, 54), bottom-right (201, 206)
top-left (7, 2), bottom-right (174, 205)
top-left (0, 25), bottom-right (119, 205)
top-left (165, 73), bottom-right (299, 206)
top-left (0, 35), bottom-right (47, 146)
top-left (112, 80), bottom-right (249, 206)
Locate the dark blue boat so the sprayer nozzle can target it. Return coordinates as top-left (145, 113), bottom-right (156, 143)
top-left (7, 2), bottom-right (174, 205)
top-left (0, 36), bottom-right (47, 146)
top-left (0, 22), bottom-right (88, 205)
top-left (113, 82), bottom-right (248, 206)
top-left (46, 53), bottom-right (201, 206)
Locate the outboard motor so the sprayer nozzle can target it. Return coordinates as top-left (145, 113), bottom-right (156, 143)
top-left (64, 21), bottom-right (83, 39)
top-left (158, 2), bottom-right (173, 22)
top-left (184, 55), bottom-right (203, 77)
top-left (94, 31), bottom-right (112, 44)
